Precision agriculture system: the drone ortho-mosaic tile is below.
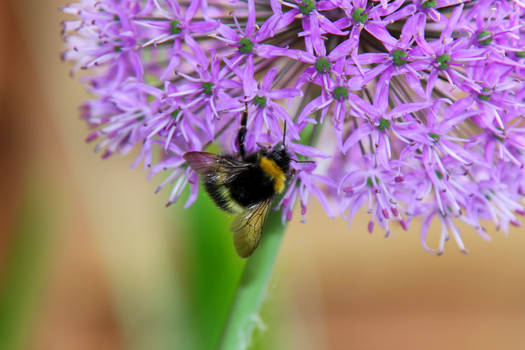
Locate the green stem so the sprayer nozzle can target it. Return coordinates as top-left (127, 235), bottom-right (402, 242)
top-left (0, 183), bottom-right (53, 350)
top-left (218, 209), bottom-right (287, 350)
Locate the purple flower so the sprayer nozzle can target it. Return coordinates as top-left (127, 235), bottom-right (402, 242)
top-left (63, 0), bottom-right (525, 254)
top-left (133, 0), bottom-right (218, 79)
top-left (240, 67), bottom-right (303, 150)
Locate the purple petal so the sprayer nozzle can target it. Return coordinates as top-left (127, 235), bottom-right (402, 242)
top-left (342, 123), bottom-right (373, 154)
top-left (246, 0), bottom-right (256, 36)
top-left (189, 20), bottom-right (219, 33)
top-left (243, 55), bottom-right (256, 96)
top-left (364, 22), bottom-right (398, 50)
top-left (262, 67), bottom-right (279, 91)
top-left (268, 88), bottom-right (302, 99)
top-left (328, 37), bottom-right (357, 60)
top-left (217, 23), bottom-right (240, 42)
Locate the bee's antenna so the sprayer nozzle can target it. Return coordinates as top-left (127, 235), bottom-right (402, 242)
top-left (282, 121), bottom-right (287, 149)
top-left (292, 158), bottom-right (315, 164)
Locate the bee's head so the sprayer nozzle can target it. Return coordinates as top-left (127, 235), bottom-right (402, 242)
top-left (268, 148), bottom-right (291, 173)
top-left (262, 121), bottom-right (291, 173)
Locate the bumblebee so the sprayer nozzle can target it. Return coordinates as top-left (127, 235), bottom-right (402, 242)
top-left (183, 107), bottom-right (291, 258)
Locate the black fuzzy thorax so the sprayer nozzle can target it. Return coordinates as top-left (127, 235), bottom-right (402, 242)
top-left (203, 149), bottom-right (291, 213)
top-left (227, 164), bottom-right (275, 207)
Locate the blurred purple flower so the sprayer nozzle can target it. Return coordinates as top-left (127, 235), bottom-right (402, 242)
top-left (63, 0), bottom-right (525, 254)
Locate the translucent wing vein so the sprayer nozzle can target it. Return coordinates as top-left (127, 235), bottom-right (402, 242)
top-left (231, 200), bottom-right (272, 258)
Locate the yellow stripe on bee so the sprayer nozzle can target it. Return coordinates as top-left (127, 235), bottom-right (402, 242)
top-left (259, 156), bottom-right (286, 193)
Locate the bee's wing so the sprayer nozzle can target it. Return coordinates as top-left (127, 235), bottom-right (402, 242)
top-left (231, 199), bottom-right (272, 258)
top-left (183, 151), bottom-right (251, 181)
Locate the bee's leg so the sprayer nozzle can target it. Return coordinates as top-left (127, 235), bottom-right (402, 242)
top-left (282, 121), bottom-right (287, 148)
top-left (237, 104), bottom-right (248, 160)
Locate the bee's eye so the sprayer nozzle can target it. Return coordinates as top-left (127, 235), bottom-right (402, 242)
top-left (270, 149), bottom-right (291, 172)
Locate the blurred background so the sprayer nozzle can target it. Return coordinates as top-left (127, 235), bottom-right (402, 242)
top-left (2, 1), bottom-right (525, 349)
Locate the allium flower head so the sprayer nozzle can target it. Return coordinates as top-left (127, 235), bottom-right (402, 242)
top-left (63, 0), bottom-right (525, 254)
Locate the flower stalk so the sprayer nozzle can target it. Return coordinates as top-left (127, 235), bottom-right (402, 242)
top-left (218, 209), bottom-right (287, 350)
